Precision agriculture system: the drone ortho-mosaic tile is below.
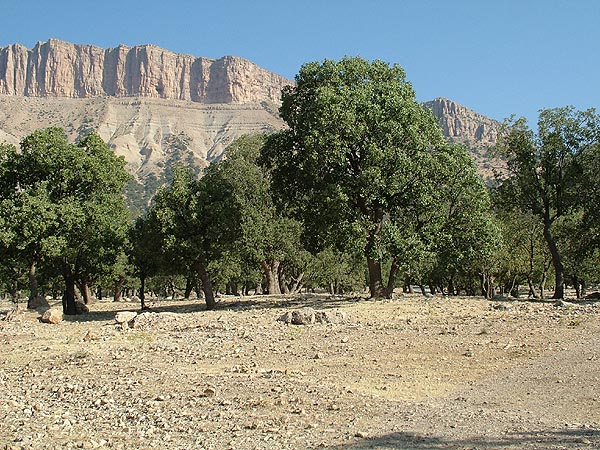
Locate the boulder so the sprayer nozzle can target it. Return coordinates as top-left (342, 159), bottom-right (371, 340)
top-left (115, 311), bottom-right (137, 325)
top-left (278, 307), bottom-right (349, 325)
top-left (41, 308), bottom-right (63, 324)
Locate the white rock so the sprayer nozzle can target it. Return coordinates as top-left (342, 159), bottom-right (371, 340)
top-left (114, 311), bottom-right (137, 324)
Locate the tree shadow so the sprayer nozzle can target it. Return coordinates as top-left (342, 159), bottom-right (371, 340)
top-left (323, 428), bottom-right (600, 449)
top-left (55, 293), bottom-right (366, 323)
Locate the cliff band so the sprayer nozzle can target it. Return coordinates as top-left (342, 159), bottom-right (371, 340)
top-left (0, 39), bottom-right (291, 104)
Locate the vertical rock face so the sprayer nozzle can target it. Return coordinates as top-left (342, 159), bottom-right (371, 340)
top-left (424, 97), bottom-right (499, 146)
top-left (0, 39), bottom-right (292, 103)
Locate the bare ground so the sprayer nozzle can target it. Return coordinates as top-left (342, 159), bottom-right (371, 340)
top-left (1, 293), bottom-right (599, 450)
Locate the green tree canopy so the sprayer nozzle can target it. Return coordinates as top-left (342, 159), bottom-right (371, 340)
top-left (495, 107), bottom-right (600, 298)
top-left (0, 128), bottom-right (130, 313)
top-left (261, 56), bottom-right (493, 298)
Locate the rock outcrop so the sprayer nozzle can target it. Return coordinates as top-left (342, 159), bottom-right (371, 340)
top-left (0, 39), bottom-right (292, 104)
top-left (425, 97), bottom-right (500, 147)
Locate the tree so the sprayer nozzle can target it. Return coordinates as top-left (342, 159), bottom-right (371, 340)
top-left (496, 107), bottom-right (600, 298)
top-left (204, 134), bottom-right (305, 295)
top-left (429, 146), bottom-right (500, 297)
top-left (261, 56), bottom-right (488, 298)
top-left (128, 212), bottom-right (165, 309)
top-left (147, 166), bottom-right (234, 309)
top-left (0, 128), bottom-right (130, 314)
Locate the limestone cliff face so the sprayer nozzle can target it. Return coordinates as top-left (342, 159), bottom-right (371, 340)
top-left (424, 97), bottom-right (499, 146)
top-left (0, 39), bottom-right (292, 103)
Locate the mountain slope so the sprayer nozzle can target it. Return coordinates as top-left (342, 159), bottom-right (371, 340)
top-left (425, 97), bottom-right (501, 177)
top-left (0, 40), bottom-right (502, 210)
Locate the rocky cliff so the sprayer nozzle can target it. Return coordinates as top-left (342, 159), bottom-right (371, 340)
top-left (425, 97), bottom-right (501, 177)
top-left (0, 39), bottom-right (292, 103)
top-left (0, 40), bottom-right (502, 210)
top-left (425, 97), bottom-right (500, 147)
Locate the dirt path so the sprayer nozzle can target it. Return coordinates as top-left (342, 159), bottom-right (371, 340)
top-left (1, 294), bottom-right (598, 449)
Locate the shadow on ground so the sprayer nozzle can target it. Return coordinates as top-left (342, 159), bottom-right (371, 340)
top-left (12, 290), bottom-right (598, 324)
top-left (323, 428), bottom-right (600, 449)
top-left (51, 293), bottom-right (366, 323)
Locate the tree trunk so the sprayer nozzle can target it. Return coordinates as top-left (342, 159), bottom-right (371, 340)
top-left (480, 272), bottom-right (488, 298)
top-left (278, 264), bottom-right (290, 295)
top-left (113, 276), bottom-right (125, 302)
top-left (27, 259), bottom-right (39, 309)
top-left (573, 276), bottom-right (581, 299)
top-left (80, 277), bottom-right (93, 304)
top-left (543, 219), bottom-right (564, 299)
top-left (383, 259), bottom-right (399, 299)
top-left (448, 276), bottom-right (455, 296)
top-left (289, 273), bottom-right (304, 294)
top-left (97, 287), bottom-right (103, 301)
top-left (261, 260), bottom-right (281, 295)
top-left (527, 238), bottom-right (539, 298)
top-left (62, 262), bottom-right (77, 315)
top-left (196, 262), bottom-right (216, 310)
top-left (184, 276), bottom-right (194, 299)
top-left (527, 276), bottom-right (538, 299)
top-left (367, 257), bottom-right (385, 298)
top-left (139, 274), bottom-right (147, 310)
top-left (404, 273), bottom-right (414, 294)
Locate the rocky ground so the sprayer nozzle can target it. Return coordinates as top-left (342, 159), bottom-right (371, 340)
top-left (1, 293), bottom-right (599, 450)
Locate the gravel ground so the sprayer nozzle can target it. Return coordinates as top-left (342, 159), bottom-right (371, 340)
top-left (1, 293), bottom-right (599, 449)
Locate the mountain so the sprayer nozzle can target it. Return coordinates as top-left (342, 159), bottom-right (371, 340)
top-left (0, 38), bottom-right (291, 103)
top-left (0, 39), bottom-right (501, 211)
top-left (424, 97), bottom-right (501, 176)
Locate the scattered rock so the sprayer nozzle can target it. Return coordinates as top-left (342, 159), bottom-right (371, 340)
top-left (41, 308), bottom-right (63, 324)
top-left (203, 387), bottom-right (216, 397)
top-left (492, 303), bottom-right (512, 311)
top-left (277, 307), bottom-right (349, 325)
top-left (131, 312), bottom-right (179, 329)
top-left (83, 330), bottom-right (99, 342)
top-left (114, 311), bottom-right (137, 325)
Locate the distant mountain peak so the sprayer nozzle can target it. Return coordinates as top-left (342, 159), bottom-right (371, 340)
top-left (424, 97), bottom-right (500, 146)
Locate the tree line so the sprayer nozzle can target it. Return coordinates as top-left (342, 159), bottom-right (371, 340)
top-left (0, 57), bottom-right (598, 314)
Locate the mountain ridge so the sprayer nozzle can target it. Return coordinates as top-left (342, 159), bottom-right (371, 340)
top-left (0, 39), bottom-right (292, 103)
top-left (0, 39), bottom-right (501, 210)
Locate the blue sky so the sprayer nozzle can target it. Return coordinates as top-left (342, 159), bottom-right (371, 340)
top-left (0, 0), bottom-right (598, 125)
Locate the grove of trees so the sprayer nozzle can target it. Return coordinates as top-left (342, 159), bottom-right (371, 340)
top-left (0, 58), bottom-right (598, 314)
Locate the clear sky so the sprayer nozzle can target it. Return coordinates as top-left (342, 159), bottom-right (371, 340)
top-left (0, 0), bottom-right (598, 125)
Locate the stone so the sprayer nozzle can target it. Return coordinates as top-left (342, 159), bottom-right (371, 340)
top-left (83, 330), bottom-right (99, 342)
top-left (277, 307), bottom-right (349, 325)
top-left (131, 312), bottom-right (179, 329)
top-left (41, 308), bottom-right (63, 324)
top-left (203, 387), bottom-right (216, 397)
top-left (114, 311), bottom-right (137, 325)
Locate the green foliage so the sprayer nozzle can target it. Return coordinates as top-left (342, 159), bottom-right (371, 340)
top-left (261, 56), bottom-right (495, 297)
top-left (495, 107), bottom-right (600, 298)
top-left (0, 128), bottom-right (131, 313)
